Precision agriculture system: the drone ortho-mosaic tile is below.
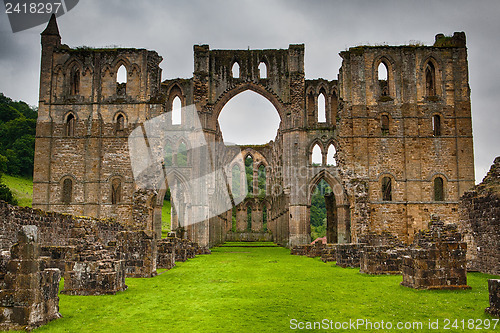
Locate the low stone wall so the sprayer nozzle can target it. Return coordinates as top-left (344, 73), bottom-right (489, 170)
top-left (336, 243), bottom-right (366, 268)
top-left (0, 226), bottom-right (61, 331)
top-left (157, 238), bottom-right (176, 270)
top-left (61, 242), bottom-right (127, 296)
top-left (0, 201), bottom-right (125, 251)
top-left (321, 244), bottom-right (337, 263)
top-left (401, 216), bottom-right (469, 290)
top-left (117, 230), bottom-right (157, 278)
top-left (360, 246), bottom-right (405, 275)
top-left (486, 279), bottom-right (500, 317)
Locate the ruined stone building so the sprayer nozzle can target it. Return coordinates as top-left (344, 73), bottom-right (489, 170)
top-left (33, 15), bottom-right (475, 248)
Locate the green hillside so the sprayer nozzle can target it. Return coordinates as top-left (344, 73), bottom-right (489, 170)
top-left (1, 174), bottom-right (33, 207)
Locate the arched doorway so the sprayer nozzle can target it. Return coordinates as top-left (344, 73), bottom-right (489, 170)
top-left (309, 171), bottom-right (350, 244)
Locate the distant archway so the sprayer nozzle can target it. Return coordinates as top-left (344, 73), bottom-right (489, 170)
top-left (218, 89), bottom-right (281, 145)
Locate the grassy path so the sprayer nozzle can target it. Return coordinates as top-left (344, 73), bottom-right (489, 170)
top-left (36, 243), bottom-right (498, 332)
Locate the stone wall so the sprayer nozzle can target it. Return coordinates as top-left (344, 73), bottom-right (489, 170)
top-left (359, 246), bottom-right (405, 275)
top-left (61, 242), bottom-right (127, 296)
top-left (336, 243), bottom-right (366, 268)
top-left (401, 216), bottom-right (469, 289)
top-left (0, 201), bottom-right (125, 251)
top-left (0, 226), bottom-right (61, 331)
top-left (458, 156), bottom-right (500, 275)
top-left (117, 231), bottom-right (157, 278)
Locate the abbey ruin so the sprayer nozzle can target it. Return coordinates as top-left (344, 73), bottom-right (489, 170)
top-left (32, 15), bottom-right (475, 249)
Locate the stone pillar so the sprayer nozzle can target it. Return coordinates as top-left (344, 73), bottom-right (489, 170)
top-left (486, 279), bottom-right (500, 317)
top-left (251, 206), bottom-right (263, 231)
top-left (288, 205), bottom-right (309, 247)
top-left (0, 225), bottom-right (61, 331)
top-left (236, 205), bottom-right (247, 231)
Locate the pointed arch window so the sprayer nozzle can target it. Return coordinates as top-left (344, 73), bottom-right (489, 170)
top-left (65, 113), bottom-right (75, 137)
top-left (381, 115), bottom-right (390, 135)
top-left (172, 96), bottom-right (182, 125)
top-left (326, 144), bottom-right (336, 166)
top-left (307, 92), bottom-right (315, 124)
top-left (378, 62), bottom-right (389, 97)
top-left (62, 178), bottom-right (73, 204)
top-left (425, 61), bottom-right (436, 97)
top-left (111, 178), bottom-right (122, 204)
top-left (311, 144), bottom-right (322, 166)
top-left (164, 141), bottom-right (173, 166)
top-left (70, 67), bottom-right (80, 95)
top-left (116, 114), bottom-right (125, 132)
top-left (258, 62), bottom-right (267, 79)
top-left (177, 141), bottom-right (188, 166)
top-left (317, 92), bottom-right (326, 123)
top-left (434, 177), bottom-right (444, 201)
top-left (432, 115), bottom-right (441, 136)
top-left (258, 164), bottom-right (266, 196)
top-left (245, 155), bottom-right (254, 196)
top-left (232, 62), bottom-right (240, 78)
top-left (382, 176), bottom-right (392, 201)
top-left (116, 65), bottom-right (127, 95)
top-left (232, 164), bottom-right (241, 198)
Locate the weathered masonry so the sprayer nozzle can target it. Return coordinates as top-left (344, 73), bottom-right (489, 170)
top-left (33, 15), bottom-right (475, 248)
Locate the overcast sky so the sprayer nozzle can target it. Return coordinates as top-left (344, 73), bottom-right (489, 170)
top-left (0, 0), bottom-right (498, 183)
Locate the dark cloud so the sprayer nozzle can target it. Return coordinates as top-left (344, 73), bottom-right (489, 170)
top-left (0, 0), bottom-right (498, 182)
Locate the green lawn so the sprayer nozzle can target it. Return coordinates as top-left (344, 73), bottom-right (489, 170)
top-left (1, 174), bottom-right (33, 207)
top-left (161, 199), bottom-right (171, 238)
top-left (35, 243), bottom-right (499, 333)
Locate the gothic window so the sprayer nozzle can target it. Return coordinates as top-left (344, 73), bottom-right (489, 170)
top-left (164, 141), bottom-right (173, 166)
top-left (62, 178), bottom-right (72, 204)
top-left (425, 61), bottom-right (436, 97)
top-left (307, 92), bottom-right (315, 123)
top-left (116, 65), bottom-right (127, 95)
top-left (65, 113), bottom-right (75, 137)
top-left (258, 164), bottom-right (266, 196)
top-left (232, 62), bottom-right (240, 78)
top-left (311, 144), bottom-right (322, 166)
top-left (317, 91), bottom-right (326, 123)
top-left (172, 96), bottom-right (182, 125)
top-left (245, 155), bottom-right (253, 195)
top-left (70, 67), bottom-right (80, 95)
top-left (434, 177), bottom-right (444, 201)
top-left (326, 144), bottom-right (336, 166)
top-left (258, 62), bottom-right (267, 79)
top-left (378, 62), bottom-right (389, 97)
top-left (177, 141), bottom-right (188, 166)
top-left (116, 114), bottom-right (125, 132)
top-left (111, 178), bottom-right (122, 204)
top-left (432, 115), bottom-right (441, 136)
top-left (232, 164), bottom-right (241, 198)
top-left (381, 115), bottom-right (390, 135)
top-left (382, 176), bottom-right (392, 201)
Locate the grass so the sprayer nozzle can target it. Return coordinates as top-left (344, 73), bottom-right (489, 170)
top-left (1, 174), bottom-right (33, 207)
top-left (35, 243), bottom-right (498, 333)
top-left (161, 199), bottom-right (171, 238)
